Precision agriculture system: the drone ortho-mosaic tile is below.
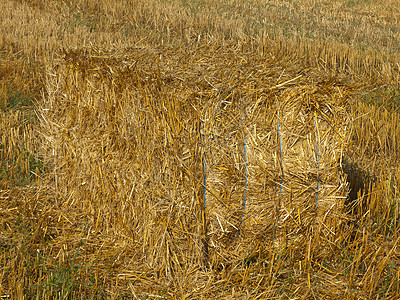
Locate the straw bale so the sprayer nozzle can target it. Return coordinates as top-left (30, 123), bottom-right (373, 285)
top-left (204, 78), bottom-right (353, 261)
top-left (39, 44), bottom-right (354, 273)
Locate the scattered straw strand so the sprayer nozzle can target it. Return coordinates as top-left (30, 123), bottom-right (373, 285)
top-left (203, 131), bottom-right (207, 212)
top-left (201, 121), bottom-right (209, 266)
top-left (314, 114), bottom-right (320, 207)
top-left (275, 121), bottom-right (284, 239)
top-left (237, 120), bottom-right (248, 240)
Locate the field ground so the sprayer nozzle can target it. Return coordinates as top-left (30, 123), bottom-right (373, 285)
top-left (1, 0), bottom-right (400, 298)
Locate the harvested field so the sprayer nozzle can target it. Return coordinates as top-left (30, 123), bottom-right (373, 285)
top-left (1, 0), bottom-right (400, 298)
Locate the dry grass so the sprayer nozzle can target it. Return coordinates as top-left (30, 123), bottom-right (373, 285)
top-left (1, 0), bottom-right (400, 298)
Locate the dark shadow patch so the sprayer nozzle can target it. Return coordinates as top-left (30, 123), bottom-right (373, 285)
top-left (342, 156), bottom-right (377, 215)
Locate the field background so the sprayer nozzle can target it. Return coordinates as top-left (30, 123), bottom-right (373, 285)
top-left (1, 0), bottom-right (400, 298)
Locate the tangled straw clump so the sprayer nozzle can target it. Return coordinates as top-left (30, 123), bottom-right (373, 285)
top-left (37, 43), bottom-right (360, 290)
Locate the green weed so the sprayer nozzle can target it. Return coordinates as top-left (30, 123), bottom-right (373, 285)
top-left (1, 87), bottom-right (35, 111)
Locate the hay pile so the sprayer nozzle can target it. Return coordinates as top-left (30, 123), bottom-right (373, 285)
top-left (39, 44), bottom-right (354, 276)
top-left (206, 79), bottom-right (352, 260)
